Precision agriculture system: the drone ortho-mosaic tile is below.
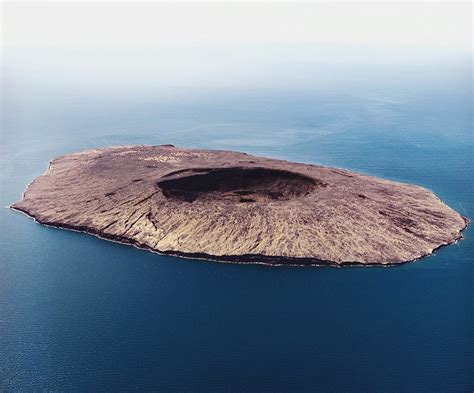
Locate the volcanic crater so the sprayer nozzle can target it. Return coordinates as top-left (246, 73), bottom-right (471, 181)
top-left (156, 167), bottom-right (323, 203)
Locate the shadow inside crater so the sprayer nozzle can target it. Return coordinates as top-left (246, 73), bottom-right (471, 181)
top-left (156, 167), bottom-right (324, 203)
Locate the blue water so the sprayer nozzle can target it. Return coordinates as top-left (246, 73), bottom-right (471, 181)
top-left (1, 85), bottom-right (472, 391)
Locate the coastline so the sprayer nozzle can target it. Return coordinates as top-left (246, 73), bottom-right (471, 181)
top-left (10, 204), bottom-right (469, 268)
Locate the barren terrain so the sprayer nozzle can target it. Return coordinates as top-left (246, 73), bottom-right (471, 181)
top-left (11, 145), bottom-right (468, 266)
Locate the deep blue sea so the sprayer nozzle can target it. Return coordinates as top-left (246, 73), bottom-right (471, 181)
top-left (1, 82), bottom-right (472, 391)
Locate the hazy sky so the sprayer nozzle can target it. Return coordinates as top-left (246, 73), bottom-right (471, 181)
top-left (3, 2), bottom-right (472, 49)
top-left (2, 2), bottom-right (471, 93)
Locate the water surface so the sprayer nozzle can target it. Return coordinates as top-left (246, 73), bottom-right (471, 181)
top-left (1, 84), bottom-right (472, 392)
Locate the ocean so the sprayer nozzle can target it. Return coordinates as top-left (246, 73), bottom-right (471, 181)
top-left (1, 81), bottom-right (472, 391)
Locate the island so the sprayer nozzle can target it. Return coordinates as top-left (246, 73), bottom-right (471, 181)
top-left (11, 145), bottom-right (468, 266)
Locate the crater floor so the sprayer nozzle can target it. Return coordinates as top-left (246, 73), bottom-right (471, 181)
top-left (156, 167), bottom-right (322, 203)
top-left (11, 145), bottom-right (468, 266)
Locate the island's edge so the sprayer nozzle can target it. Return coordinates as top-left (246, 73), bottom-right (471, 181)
top-left (10, 205), bottom-right (469, 268)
